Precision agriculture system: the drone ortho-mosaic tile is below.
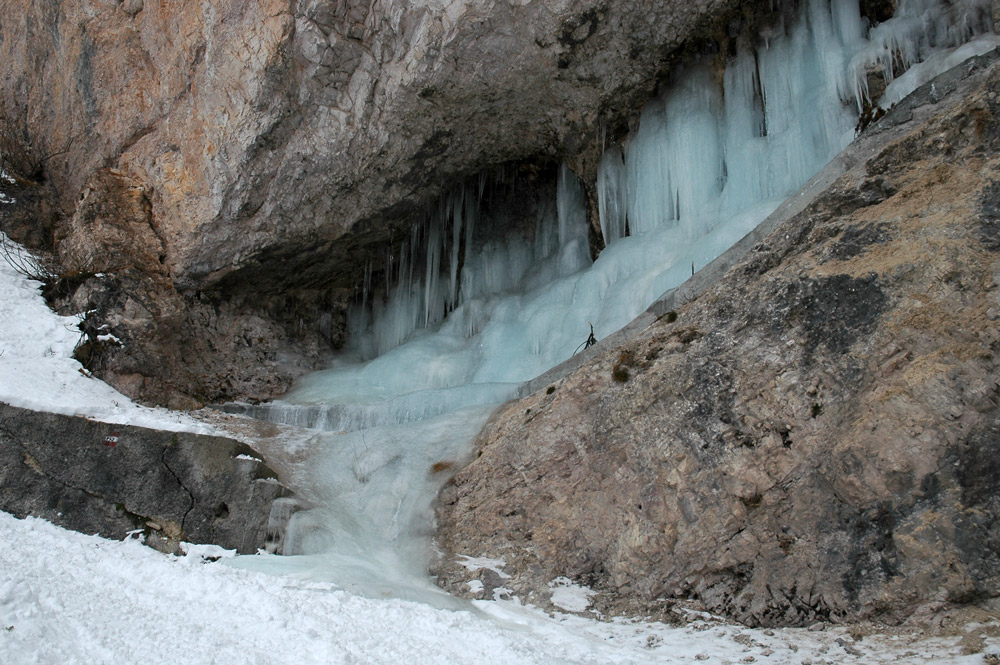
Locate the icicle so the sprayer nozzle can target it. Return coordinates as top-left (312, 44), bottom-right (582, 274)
top-left (832, 0), bottom-right (865, 46)
top-left (597, 146), bottom-right (628, 246)
top-left (621, 64), bottom-right (725, 238)
top-left (533, 199), bottom-right (556, 261)
top-left (448, 187), bottom-right (464, 311)
top-left (362, 257), bottom-right (372, 310)
top-left (624, 96), bottom-right (670, 236)
top-left (556, 163), bottom-right (592, 277)
top-left (461, 187), bottom-right (477, 307)
top-left (423, 214), bottom-right (442, 327)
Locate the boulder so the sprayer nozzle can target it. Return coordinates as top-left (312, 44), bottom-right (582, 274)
top-left (0, 402), bottom-right (286, 554)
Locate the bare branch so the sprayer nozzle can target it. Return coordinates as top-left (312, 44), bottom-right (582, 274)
top-left (0, 233), bottom-right (55, 283)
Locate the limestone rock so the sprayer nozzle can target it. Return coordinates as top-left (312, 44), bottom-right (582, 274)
top-left (434, 56), bottom-right (1000, 626)
top-left (0, 0), bottom-right (760, 405)
top-left (0, 0), bottom-right (746, 290)
top-left (0, 402), bottom-right (286, 554)
top-left (58, 169), bottom-right (166, 276)
top-left (120, 0), bottom-right (144, 17)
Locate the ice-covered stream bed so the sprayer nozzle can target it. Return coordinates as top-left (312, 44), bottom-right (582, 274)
top-left (228, 0), bottom-right (1000, 605)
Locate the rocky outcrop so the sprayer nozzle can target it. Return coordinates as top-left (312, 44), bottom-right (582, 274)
top-left (0, 402), bottom-right (286, 554)
top-left (0, 0), bottom-right (753, 285)
top-left (434, 55), bottom-right (1000, 626)
top-left (0, 0), bottom-right (794, 405)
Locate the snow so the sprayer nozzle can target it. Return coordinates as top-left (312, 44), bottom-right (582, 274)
top-left (0, 169), bottom-right (15, 205)
top-left (456, 555), bottom-right (512, 579)
top-left (0, 233), bottom-right (219, 435)
top-left (548, 578), bottom-right (596, 614)
top-left (177, 542), bottom-right (238, 562)
top-left (1, 4), bottom-right (1000, 662)
top-left (2, 513), bottom-right (997, 665)
top-left (2, 237), bottom-right (993, 662)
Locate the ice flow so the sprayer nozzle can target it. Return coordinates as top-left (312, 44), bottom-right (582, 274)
top-left (232, 0), bottom-right (998, 602)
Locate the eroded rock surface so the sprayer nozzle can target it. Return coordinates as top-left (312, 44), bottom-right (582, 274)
top-left (0, 403), bottom-right (286, 554)
top-left (435, 57), bottom-right (1000, 626)
top-left (0, 0), bottom-right (766, 405)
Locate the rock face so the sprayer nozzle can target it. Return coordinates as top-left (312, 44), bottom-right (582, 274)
top-left (0, 0), bottom-right (747, 285)
top-left (0, 403), bottom-right (286, 554)
top-left (0, 0), bottom-right (766, 405)
top-left (435, 55), bottom-right (1000, 626)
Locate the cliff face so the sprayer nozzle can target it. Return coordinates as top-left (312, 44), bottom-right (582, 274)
top-left (435, 54), bottom-right (1000, 626)
top-left (0, 0), bottom-right (756, 405)
top-left (2, 0), bottom-right (727, 286)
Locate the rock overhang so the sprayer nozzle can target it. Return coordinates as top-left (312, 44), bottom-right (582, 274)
top-left (3, 0), bottom-right (766, 292)
top-left (0, 0), bottom-right (908, 406)
top-left (176, 0), bottom-right (834, 299)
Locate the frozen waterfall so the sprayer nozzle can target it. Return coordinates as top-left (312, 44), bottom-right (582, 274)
top-left (228, 0), bottom-right (999, 602)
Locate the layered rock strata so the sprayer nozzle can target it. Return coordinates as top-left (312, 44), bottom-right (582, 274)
top-left (435, 54), bottom-right (1000, 626)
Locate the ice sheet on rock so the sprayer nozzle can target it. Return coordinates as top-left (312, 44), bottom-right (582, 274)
top-left (878, 33), bottom-right (1000, 108)
top-left (848, 0), bottom-right (994, 108)
top-left (234, 405), bottom-right (496, 604)
top-left (233, 382), bottom-right (518, 432)
top-left (239, 0), bottom-right (997, 605)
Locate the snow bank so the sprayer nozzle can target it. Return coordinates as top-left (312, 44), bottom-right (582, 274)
top-left (2, 512), bottom-right (996, 665)
top-left (0, 234), bottom-right (218, 434)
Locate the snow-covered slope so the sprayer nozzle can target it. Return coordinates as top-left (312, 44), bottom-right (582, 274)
top-left (0, 233), bottom-right (217, 434)
top-left (3, 512), bottom-right (998, 665)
